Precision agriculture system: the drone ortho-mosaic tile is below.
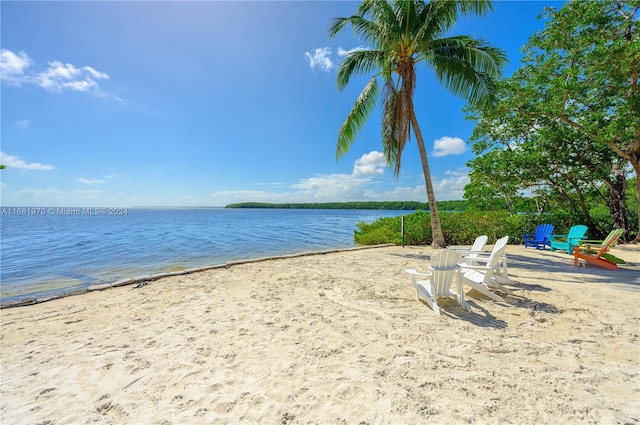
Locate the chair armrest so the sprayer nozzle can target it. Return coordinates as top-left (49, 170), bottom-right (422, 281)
top-left (579, 239), bottom-right (604, 245)
top-left (459, 264), bottom-right (491, 272)
top-left (456, 249), bottom-right (488, 255)
top-left (404, 269), bottom-right (431, 277)
top-left (576, 245), bottom-right (599, 253)
top-left (463, 256), bottom-right (491, 263)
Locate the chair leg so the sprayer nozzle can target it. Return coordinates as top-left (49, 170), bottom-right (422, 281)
top-left (421, 294), bottom-right (441, 315)
top-left (463, 278), bottom-right (504, 302)
top-left (416, 284), bottom-right (441, 315)
top-left (491, 277), bottom-right (515, 295)
top-left (454, 273), bottom-right (471, 313)
top-left (500, 256), bottom-right (509, 278)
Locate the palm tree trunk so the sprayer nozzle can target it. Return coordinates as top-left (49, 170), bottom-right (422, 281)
top-left (411, 110), bottom-right (446, 248)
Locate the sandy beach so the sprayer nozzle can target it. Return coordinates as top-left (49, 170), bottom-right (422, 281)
top-left (1, 243), bottom-right (639, 424)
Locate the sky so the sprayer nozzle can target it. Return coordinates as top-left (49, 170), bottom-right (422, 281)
top-left (1, 0), bottom-right (563, 207)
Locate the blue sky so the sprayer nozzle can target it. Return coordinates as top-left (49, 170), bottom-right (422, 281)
top-left (1, 0), bottom-right (562, 207)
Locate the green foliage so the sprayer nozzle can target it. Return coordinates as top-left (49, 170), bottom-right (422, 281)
top-left (353, 217), bottom-right (404, 245)
top-left (354, 210), bottom-right (631, 246)
top-left (465, 0), bottom-right (640, 240)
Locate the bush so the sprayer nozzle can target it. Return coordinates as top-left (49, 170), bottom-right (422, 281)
top-left (354, 210), bottom-right (613, 246)
top-left (354, 217), bottom-right (403, 245)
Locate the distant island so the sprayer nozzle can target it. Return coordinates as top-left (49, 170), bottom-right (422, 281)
top-left (225, 201), bottom-right (467, 211)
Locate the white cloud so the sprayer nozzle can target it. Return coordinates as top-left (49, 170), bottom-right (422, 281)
top-left (291, 151), bottom-right (388, 199)
top-left (408, 167), bottom-right (469, 200)
top-left (17, 187), bottom-right (64, 196)
top-left (362, 185), bottom-right (425, 201)
top-left (77, 178), bottom-right (105, 185)
top-left (353, 151), bottom-right (386, 176)
top-left (432, 172), bottom-right (470, 200)
top-left (212, 151), bottom-right (388, 204)
top-left (337, 46), bottom-right (367, 57)
top-left (211, 151), bottom-right (469, 205)
top-left (84, 66), bottom-right (109, 80)
top-left (0, 48), bottom-right (117, 99)
top-left (444, 167), bottom-right (469, 178)
top-left (304, 47), bottom-right (335, 72)
top-left (0, 49), bottom-right (32, 85)
top-left (16, 119), bottom-right (30, 128)
top-left (211, 190), bottom-right (293, 205)
top-left (291, 173), bottom-right (372, 200)
top-left (432, 136), bottom-right (467, 157)
top-left (0, 151), bottom-right (54, 171)
top-left (304, 46), bottom-right (369, 73)
top-left (34, 60), bottom-right (108, 93)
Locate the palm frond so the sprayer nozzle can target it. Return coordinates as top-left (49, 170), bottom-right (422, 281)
top-left (336, 49), bottom-right (386, 91)
top-left (360, 0), bottom-right (401, 48)
top-left (455, 0), bottom-right (494, 17)
top-left (337, 76), bottom-right (380, 159)
top-left (328, 17), bottom-right (350, 39)
top-left (416, 0), bottom-right (493, 43)
top-left (381, 74), bottom-right (400, 169)
top-left (425, 36), bottom-right (507, 109)
top-left (394, 61), bottom-right (417, 176)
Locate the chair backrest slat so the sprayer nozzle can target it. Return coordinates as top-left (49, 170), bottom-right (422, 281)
top-left (429, 249), bottom-right (461, 296)
top-left (535, 224), bottom-right (554, 240)
top-left (470, 235), bottom-right (488, 252)
top-left (568, 225), bottom-right (588, 240)
top-left (597, 229), bottom-right (624, 256)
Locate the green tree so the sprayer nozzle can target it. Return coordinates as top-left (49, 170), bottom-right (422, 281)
top-left (329, 0), bottom-right (506, 247)
top-left (467, 0), bottom-right (639, 240)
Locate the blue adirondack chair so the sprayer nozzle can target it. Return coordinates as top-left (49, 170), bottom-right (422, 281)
top-left (549, 225), bottom-right (588, 254)
top-left (523, 223), bottom-right (555, 250)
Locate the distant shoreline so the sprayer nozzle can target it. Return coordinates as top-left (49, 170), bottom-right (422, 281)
top-left (225, 201), bottom-right (467, 210)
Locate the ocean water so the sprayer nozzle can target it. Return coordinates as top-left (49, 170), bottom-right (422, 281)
top-left (0, 207), bottom-right (405, 304)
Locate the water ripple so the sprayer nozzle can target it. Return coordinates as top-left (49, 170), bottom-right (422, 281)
top-left (1, 208), bottom-right (405, 302)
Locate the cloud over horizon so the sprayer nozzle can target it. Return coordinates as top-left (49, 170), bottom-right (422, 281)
top-left (210, 150), bottom-right (467, 205)
top-left (77, 178), bottom-right (105, 185)
top-left (212, 151), bottom-right (388, 204)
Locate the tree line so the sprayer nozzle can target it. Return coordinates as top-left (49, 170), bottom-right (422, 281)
top-left (225, 200), bottom-right (467, 211)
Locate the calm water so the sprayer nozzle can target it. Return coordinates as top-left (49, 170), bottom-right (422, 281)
top-left (0, 208), bottom-right (405, 304)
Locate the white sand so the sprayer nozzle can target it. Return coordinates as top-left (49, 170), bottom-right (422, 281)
top-left (1, 244), bottom-right (639, 424)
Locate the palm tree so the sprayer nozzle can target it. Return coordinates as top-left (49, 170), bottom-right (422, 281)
top-left (329, 0), bottom-right (506, 247)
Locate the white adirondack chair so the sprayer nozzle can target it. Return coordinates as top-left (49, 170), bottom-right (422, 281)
top-left (462, 236), bottom-right (514, 287)
top-left (459, 236), bottom-right (514, 301)
top-left (449, 235), bottom-right (489, 259)
top-left (405, 249), bottom-right (471, 315)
